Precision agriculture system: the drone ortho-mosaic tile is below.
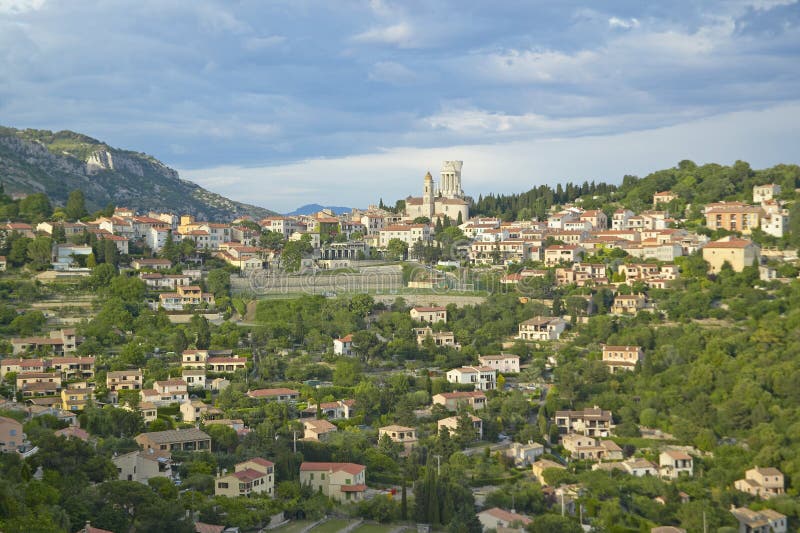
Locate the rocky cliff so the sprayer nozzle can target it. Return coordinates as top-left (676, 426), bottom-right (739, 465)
top-left (0, 126), bottom-right (275, 220)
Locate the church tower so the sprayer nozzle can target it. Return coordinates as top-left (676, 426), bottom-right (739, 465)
top-left (423, 171), bottom-right (435, 219)
top-left (439, 160), bottom-right (464, 199)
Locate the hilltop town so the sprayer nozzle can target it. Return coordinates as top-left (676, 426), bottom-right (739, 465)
top-left (0, 159), bottom-right (799, 533)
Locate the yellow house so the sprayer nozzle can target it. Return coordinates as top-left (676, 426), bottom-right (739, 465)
top-left (61, 387), bottom-right (92, 411)
top-left (215, 458), bottom-right (275, 498)
top-left (702, 237), bottom-right (760, 273)
top-left (299, 462), bottom-right (366, 503)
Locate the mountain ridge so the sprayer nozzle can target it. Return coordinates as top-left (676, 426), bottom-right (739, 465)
top-left (0, 126), bottom-right (276, 220)
top-left (287, 203), bottom-right (354, 215)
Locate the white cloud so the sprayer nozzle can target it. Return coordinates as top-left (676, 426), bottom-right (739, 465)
top-left (181, 102), bottom-right (800, 212)
top-left (243, 35), bottom-right (286, 51)
top-left (368, 61), bottom-right (416, 84)
top-left (352, 22), bottom-right (414, 47)
top-left (0, 0), bottom-right (45, 14)
top-left (608, 16), bottom-right (640, 30)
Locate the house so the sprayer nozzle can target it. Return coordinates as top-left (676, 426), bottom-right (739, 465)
top-left (531, 459), bottom-right (565, 484)
top-left (410, 306), bottom-right (447, 324)
top-left (333, 334), bottom-right (354, 356)
top-left (11, 328), bottom-right (80, 356)
top-left (415, 327), bottom-right (461, 349)
top-left (138, 402), bottom-right (158, 423)
top-left (544, 245), bottom-right (584, 266)
top-left (75, 521), bottom-right (114, 533)
top-left (506, 441), bottom-right (544, 466)
top-left (602, 345), bottom-right (644, 373)
top-left (378, 425), bottom-right (418, 455)
top-left (555, 406), bottom-right (614, 437)
top-left (659, 450), bottom-right (693, 479)
top-left (704, 202), bottom-right (765, 234)
top-left (112, 450), bottom-right (172, 484)
top-left (182, 369), bottom-right (207, 389)
top-left (0, 416), bottom-right (24, 452)
top-left (623, 458), bottom-right (659, 477)
top-left (432, 391), bottom-right (487, 411)
top-left (181, 400), bottom-right (221, 423)
top-left (477, 508), bottom-right (532, 532)
top-left (702, 237), bottom-right (760, 274)
top-left (612, 209), bottom-right (635, 230)
top-left (562, 434), bottom-right (623, 461)
top-left (753, 183), bottom-right (781, 203)
top-left (1, 358), bottom-right (47, 379)
top-left (438, 414), bottom-right (483, 440)
top-left (182, 349), bottom-right (209, 369)
top-left (653, 191), bottom-right (678, 207)
top-left (446, 366), bottom-right (497, 391)
top-left (611, 294), bottom-right (646, 315)
top-left (299, 462), bottom-right (367, 503)
top-left (106, 369), bottom-right (143, 391)
top-left (478, 354), bottom-right (520, 374)
top-left (303, 399), bottom-right (355, 420)
top-left (159, 285), bottom-right (215, 311)
top-left (135, 428), bottom-right (212, 452)
top-left (735, 467), bottom-right (785, 499)
top-left (215, 458), bottom-right (275, 498)
top-left (55, 425), bottom-right (90, 441)
top-left (303, 419), bottom-right (338, 441)
top-left (579, 210), bottom-right (608, 230)
top-left (206, 355), bottom-right (247, 373)
top-left (730, 506), bottom-right (787, 533)
top-left (517, 317), bottom-right (567, 341)
top-left (131, 258), bottom-right (173, 270)
top-left (61, 386), bottom-right (92, 411)
top-left (50, 355), bottom-right (95, 380)
top-left (247, 388), bottom-right (300, 402)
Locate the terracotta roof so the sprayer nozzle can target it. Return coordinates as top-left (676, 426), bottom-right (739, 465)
top-left (248, 388), bottom-right (299, 398)
top-left (195, 522), bottom-right (225, 533)
top-left (412, 306), bottom-right (446, 312)
top-left (480, 508), bottom-right (532, 525)
top-left (703, 238), bottom-right (756, 249)
top-left (300, 462), bottom-right (365, 475)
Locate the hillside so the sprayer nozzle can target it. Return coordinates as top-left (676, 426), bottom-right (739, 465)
top-left (287, 203), bottom-right (353, 215)
top-left (472, 160), bottom-right (800, 220)
top-left (0, 127), bottom-right (276, 220)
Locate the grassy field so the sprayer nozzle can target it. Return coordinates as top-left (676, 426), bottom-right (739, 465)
top-left (309, 519), bottom-right (354, 533)
top-left (352, 524), bottom-right (403, 533)
top-left (271, 520), bottom-right (313, 533)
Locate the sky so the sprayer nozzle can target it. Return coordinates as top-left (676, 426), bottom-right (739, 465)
top-left (1, 0), bottom-right (799, 212)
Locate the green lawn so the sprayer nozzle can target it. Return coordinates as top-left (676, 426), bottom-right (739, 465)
top-left (352, 524), bottom-right (403, 533)
top-left (271, 520), bottom-right (313, 533)
top-left (309, 519), bottom-right (354, 533)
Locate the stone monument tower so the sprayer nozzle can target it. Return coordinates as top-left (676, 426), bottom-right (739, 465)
top-left (439, 160), bottom-right (464, 199)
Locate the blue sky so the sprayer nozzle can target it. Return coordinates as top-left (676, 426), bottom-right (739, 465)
top-left (1, 0), bottom-right (799, 212)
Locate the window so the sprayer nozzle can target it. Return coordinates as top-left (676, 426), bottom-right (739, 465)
top-left (218, 482), bottom-right (228, 489)
top-left (321, 473), bottom-right (325, 480)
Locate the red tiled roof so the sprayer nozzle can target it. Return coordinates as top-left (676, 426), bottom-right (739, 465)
top-left (248, 388), bottom-right (299, 398)
top-left (300, 462), bottom-right (366, 475)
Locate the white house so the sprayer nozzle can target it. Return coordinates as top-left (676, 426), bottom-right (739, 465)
top-left (333, 334), bottom-right (354, 356)
top-left (446, 366), bottom-right (497, 391)
top-left (478, 354), bottom-right (520, 374)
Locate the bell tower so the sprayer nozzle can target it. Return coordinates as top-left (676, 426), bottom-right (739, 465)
top-left (423, 171), bottom-right (435, 219)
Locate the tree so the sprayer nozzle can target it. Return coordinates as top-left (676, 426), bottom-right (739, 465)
top-left (65, 190), bottom-right (88, 220)
top-left (18, 193), bottom-right (52, 221)
top-left (26, 236), bottom-right (53, 270)
top-left (387, 238), bottom-right (408, 261)
top-left (191, 315), bottom-right (211, 349)
top-left (206, 269), bottom-right (231, 298)
top-left (260, 230), bottom-right (285, 250)
top-left (525, 515), bottom-right (582, 533)
top-left (282, 234), bottom-right (313, 272)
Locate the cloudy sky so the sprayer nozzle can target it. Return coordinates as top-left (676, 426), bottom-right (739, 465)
top-left (1, 0), bottom-right (799, 212)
